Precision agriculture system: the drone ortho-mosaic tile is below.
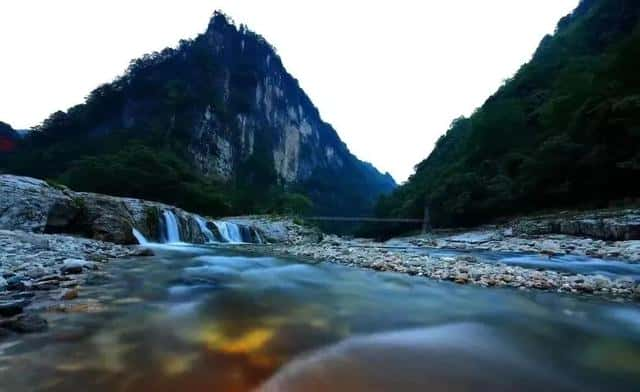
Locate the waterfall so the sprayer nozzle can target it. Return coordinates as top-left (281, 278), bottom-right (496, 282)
top-left (134, 209), bottom-right (258, 245)
top-left (132, 228), bottom-right (149, 245)
top-left (163, 210), bottom-right (181, 243)
top-left (253, 229), bottom-right (264, 244)
top-left (195, 216), bottom-right (216, 243)
top-left (214, 221), bottom-right (244, 243)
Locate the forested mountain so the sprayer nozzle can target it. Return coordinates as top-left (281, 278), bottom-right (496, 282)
top-left (1, 12), bottom-right (395, 218)
top-left (0, 122), bottom-right (19, 168)
top-left (376, 0), bottom-right (640, 233)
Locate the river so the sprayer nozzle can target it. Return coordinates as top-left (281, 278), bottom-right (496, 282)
top-left (0, 244), bottom-right (639, 391)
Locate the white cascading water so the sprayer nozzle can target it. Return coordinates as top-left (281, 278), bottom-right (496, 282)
top-left (254, 230), bottom-right (264, 244)
top-left (195, 216), bottom-right (217, 243)
top-left (214, 221), bottom-right (244, 243)
top-left (163, 210), bottom-right (181, 243)
top-left (131, 212), bottom-right (253, 245)
top-left (132, 228), bottom-right (149, 245)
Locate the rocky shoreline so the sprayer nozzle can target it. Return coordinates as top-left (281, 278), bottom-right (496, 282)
top-left (242, 231), bottom-right (640, 302)
top-left (405, 230), bottom-right (640, 262)
top-left (1, 174), bottom-right (640, 339)
top-left (0, 230), bottom-right (150, 338)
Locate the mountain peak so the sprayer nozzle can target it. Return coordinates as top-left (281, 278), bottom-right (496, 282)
top-left (2, 11), bottom-right (395, 220)
top-left (206, 10), bottom-right (236, 33)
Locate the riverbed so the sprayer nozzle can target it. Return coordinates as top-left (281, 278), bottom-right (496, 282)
top-left (1, 243), bottom-right (639, 391)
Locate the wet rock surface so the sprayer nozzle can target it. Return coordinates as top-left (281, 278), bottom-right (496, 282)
top-left (0, 229), bottom-right (148, 337)
top-left (1, 314), bottom-right (48, 333)
top-left (0, 299), bottom-right (27, 317)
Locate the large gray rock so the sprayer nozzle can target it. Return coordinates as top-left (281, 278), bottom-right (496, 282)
top-left (0, 175), bottom-right (264, 245)
top-left (76, 193), bottom-right (138, 244)
top-left (0, 175), bottom-right (161, 244)
top-left (0, 176), bottom-right (73, 233)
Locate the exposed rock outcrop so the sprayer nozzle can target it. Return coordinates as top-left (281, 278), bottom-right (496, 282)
top-left (0, 175), bottom-right (261, 245)
top-left (512, 209), bottom-right (640, 241)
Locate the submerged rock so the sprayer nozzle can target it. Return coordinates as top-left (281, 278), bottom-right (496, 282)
top-left (0, 299), bottom-right (29, 317)
top-left (132, 248), bottom-right (155, 257)
top-left (0, 229), bottom-right (146, 333)
top-left (1, 313), bottom-right (48, 333)
top-left (259, 323), bottom-right (578, 392)
top-left (5, 276), bottom-right (26, 291)
top-left (60, 289), bottom-right (79, 301)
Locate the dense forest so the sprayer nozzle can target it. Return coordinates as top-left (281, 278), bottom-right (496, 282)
top-left (373, 0), bottom-right (640, 236)
top-left (0, 12), bottom-right (394, 222)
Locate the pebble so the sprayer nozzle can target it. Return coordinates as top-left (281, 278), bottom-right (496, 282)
top-left (61, 259), bottom-right (94, 275)
top-left (0, 230), bottom-right (144, 335)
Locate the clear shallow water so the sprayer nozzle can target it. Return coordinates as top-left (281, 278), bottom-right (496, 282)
top-left (0, 244), bottom-right (639, 391)
top-left (414, 248), bottom-right (640, 280)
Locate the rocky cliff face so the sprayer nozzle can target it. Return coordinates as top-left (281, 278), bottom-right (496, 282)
top-left (188, 16), bottom-right (338, 183)
top-left (150, 13), bottom-right (395, 211)
top-left (6, 12), bottom-right (394, 217)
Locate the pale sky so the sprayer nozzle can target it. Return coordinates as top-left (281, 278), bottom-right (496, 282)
top-left (0, 0), bottom-right (578, 182)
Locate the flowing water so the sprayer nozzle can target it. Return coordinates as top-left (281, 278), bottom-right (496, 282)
top-left (162, 211), bottom-right (181, 243)
top-left (131, 228), bottom-right (149, 245)
top-left (214, 222), bottom-right (245, 243)
top-left (195, 217), bottom-right (217, 243)
top-left (413, 248), bottom-right (640, 281)
top-left (1, 244), bottom-right (639, 391)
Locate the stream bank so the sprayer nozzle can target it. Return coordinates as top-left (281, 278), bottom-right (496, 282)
top-left (242, 229), bottom-right (640, 302)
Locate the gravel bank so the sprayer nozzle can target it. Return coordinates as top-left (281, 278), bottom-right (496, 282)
top-left (405, 230), bottom-right (640, 262)
top-left (243, 235), bottom-right (640, 302)
top-left (0, 230), bottom-right (150, 337)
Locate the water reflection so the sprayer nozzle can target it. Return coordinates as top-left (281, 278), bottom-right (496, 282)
top-left (0, 245), bottom-right (639, 391)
